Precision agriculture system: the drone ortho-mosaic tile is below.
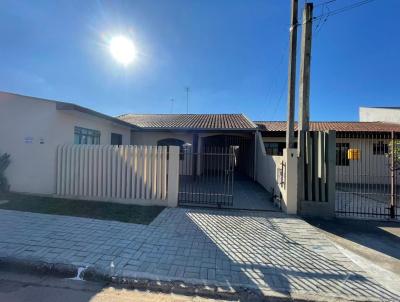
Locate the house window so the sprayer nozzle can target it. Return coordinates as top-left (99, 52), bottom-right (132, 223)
top-left (74, 126), bottom-right (100, 145)
top-left (264, 142), bottom-right (285, 156)
top-left (157, 138), bottom-right (185, 160)
top-left (336, 143), bottom-right (350, 166)
top-left (373, 141), bottom-right (388, 155)
top-left (111, 133), bottom-right (123, 145)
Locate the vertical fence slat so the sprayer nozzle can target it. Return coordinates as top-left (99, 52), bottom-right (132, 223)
top-left (116, 146), bottom-right (121, 198)
top-left (157, 146), bottom-right (162, 200)
top-left (60, 145), bottom-right (67, 195)
top-left (126, 146), bottom-right (132, 199)
top-left (142, 146), bottom-right (147, 199)
top-left (111, 146), bottom-right (117, 198)
top-left (152, 146), bottom-right (157, 198)
top-left (93, 146), bottom-right (98, 197)
top-left (56, 145), bottom-right (62, 194)
top-left (97, 146), bottom-right (102, 197)
top-left (84, 146), bottom-right (89, 196)
top-left (146, 146), bottom-right (152, 199)
top-left (132, 146), bottom-right (138, 199)
top-left (88, 146), bottom-right (93, 196)
top-left (162, 146), bottom-right (167, 200)
top-left (137, 146), bottom-right (143, 199)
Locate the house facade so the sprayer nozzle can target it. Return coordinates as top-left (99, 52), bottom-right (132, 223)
top-left (118, 114), bottom-right (258, 178)
top-left (255, 121), bottom-right (400, 186)
top-left (0, 92), bottom-right (134, 194)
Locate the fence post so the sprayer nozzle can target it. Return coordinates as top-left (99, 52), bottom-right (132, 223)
top-left (283, 148), bottom-right (298, 214)
top-left (326, 130), bottom-right (336, 215)
top-left (167, 146), bottom-right (180, 207)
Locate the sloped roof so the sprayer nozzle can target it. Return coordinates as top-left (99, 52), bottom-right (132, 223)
top-left (255, 121), bottom-right (400, 132)
top-left (119, 114), bottom-right (257, 130)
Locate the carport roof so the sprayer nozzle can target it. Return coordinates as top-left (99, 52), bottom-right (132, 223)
top-left (255, 121), bottom-right (400, 132)
top-left (118, 114), bottom-right (258, 131)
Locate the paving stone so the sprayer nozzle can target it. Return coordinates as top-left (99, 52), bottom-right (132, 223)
top-left (0, 208), bottom-right (398, 301)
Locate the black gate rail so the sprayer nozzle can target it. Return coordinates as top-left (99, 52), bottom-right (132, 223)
top-left (335, 131), bottom-right (400, 220)
top-left (178, 147), bottom-right (235, 208)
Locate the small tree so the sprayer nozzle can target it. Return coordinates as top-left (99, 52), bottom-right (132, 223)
top-left (389, 139), bottom-right (400, 172)
top-left (0, 153), bottom-right (11, 192)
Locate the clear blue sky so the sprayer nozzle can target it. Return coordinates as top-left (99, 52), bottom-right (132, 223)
top-left (0, 0), bottom-right (398, 121)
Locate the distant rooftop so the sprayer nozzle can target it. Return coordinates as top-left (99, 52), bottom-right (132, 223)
top-left (255, 121), bottom-right (400, 132)
top-left (119, 114), bottom-right (257, 131)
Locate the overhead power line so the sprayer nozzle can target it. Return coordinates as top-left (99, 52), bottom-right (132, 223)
top-left (296, 0), bottom-right (377, 26)
top-left (313, 0), bottom-right (377, 20)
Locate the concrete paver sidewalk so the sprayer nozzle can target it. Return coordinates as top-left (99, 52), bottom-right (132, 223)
top-left (0, 208), bottom-right (398, 301)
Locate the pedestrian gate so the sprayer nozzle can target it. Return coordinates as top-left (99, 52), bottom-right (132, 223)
top-left (178, 147), bottom-right (235, 207)
top-left (335, 132), bottom-right (399, 220)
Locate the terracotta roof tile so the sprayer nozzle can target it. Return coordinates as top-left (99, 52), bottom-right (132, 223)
top-left (119, 114), bottom-right (257, 130)
top-left (254, 121), bottom-right (400, 132)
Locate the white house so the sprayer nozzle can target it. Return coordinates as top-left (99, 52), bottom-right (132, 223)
top-left (0, 91), bottom-right (134, 194)
top-left (360, 107), bottom-right (400, 124)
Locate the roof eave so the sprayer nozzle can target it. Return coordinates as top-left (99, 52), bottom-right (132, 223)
top-left (56, 102), bottom-right (139, 129)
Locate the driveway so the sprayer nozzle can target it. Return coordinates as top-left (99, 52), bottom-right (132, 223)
top-left (0, 208), bottom-right (398, 301)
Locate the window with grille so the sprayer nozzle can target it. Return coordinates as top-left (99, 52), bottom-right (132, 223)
top-left (373, 141), bottom-right (388, 155)
top-left (264, 142), bottom-right (285, 156)
top-left (336, 143), bottom-right (350, 166)
top-left (74, 126), bottom-right (100, 145)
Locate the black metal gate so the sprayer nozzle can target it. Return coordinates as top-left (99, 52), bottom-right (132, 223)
top-left (178, 146), bottom-right (235, 207)
top-left (335, 131), bottom-right (399, 220)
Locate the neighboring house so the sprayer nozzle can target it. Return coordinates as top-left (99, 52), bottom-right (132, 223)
top-left (360, 107), bottom-right (400, 124)
top-left (118, 114), bottom-right (258, 177)
top-left (255, 121), bottom-right (400, 185)
top-left (0, 91), bottom-right (135, 194)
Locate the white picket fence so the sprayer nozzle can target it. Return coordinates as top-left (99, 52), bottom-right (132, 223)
top-left (56, 145), bottom-right (178, 204)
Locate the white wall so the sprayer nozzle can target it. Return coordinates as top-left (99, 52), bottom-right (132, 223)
top-left (335, 137), bottom-right (398, 185)
top-left (255, 132), bottom-right (283, 196)
top-left (360, 107), bottom-right (400, 124)
top-left (0, 93), bottom-right (131, 194)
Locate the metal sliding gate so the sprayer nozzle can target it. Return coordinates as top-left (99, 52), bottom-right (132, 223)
top-left (178, 147), bottom-right (235, 208)
top-left (335, 131), bottom-right (399, 220)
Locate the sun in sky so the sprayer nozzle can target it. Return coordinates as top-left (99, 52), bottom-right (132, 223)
top-left (109, 35), bottom-right (137, 66)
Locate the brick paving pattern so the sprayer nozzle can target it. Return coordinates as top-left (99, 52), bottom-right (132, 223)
top-left (0, 208), bottom-right (398, 301)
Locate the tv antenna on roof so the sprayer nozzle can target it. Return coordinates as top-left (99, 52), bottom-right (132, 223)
top-left (170, 98), bottom-right (174, 113)
top-left (185, 86), bottom-right (190, 114)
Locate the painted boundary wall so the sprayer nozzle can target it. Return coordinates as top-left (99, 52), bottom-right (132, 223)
top-left (255, 132), bottom-right (284, 204)
top-left (56, 145), bottom-right (180, 207)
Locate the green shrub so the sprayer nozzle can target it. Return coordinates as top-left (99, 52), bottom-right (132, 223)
top-left (0, 153), bottom-right (11, 192)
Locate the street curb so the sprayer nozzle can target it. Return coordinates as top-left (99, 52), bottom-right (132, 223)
top-left (0, 257), bottom-right (299, 301)
top-left (0, 256), bottom-right (77, 278)
top-left (0, 257), bottom-right (369, 302)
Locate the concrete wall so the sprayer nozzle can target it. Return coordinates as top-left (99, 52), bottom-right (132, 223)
top-left (360, 107), bottom-right (400, 124)
top-left (0, 93), bottom-right (131, 194)
top-left (255, 132), bottom-right (283, 197)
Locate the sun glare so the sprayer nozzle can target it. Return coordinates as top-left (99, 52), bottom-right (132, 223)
top-left (109, 35), bottom-right (136, 66)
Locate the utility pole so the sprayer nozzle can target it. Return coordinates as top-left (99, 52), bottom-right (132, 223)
top-left (285, 0), bottom-right (298, 149)
top-left (297, 2), bottom-right (313, 206)
top-left (298, 2), bottom-right (313, 132)
top-left (185, 87), bottom-right (190, 114)
top-left (170, 98), bottom-right (174, 113)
